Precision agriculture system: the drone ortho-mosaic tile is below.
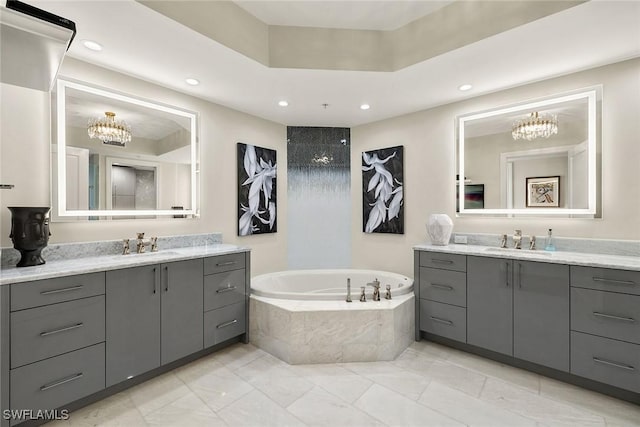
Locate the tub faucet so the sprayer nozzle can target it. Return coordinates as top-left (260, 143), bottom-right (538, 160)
top-left (346, 278), bottom-right (352, 303)
top-left (513, 230), bottom-right (522, 249)
top-left (359, 286), bottom-right (366, 302)
top-left (385, 284), bottom-right (392, 300)
top-left (367, 279), bottom-right (381, 301)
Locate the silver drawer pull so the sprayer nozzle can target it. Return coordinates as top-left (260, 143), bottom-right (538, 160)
top-left (216, 261), bottom-right (237, 267)
top-left (40, 373), bottom-right (84, 391)
top-left (40, 323), bottom-right (84, 337)
top-left (216, 285), bottom-right (237, 294)
top-left (429, 316), bottom-right (454, 326)
top-left (593, 357), bottom-right (636, 371)
top-left (431, 283), bottom-right (454, 291)
top-left (40, 285), bottom-right (84, 295)
top-left (592, 312), bottom-right (636, 323)
top-left (592, 277), bottom-right (636, 286)
top-left (431, 259), bottom-right (454, 265)
top-left (216, 319), bottom-right (238, 329)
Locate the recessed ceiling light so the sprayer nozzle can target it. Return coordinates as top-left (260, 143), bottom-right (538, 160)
top-left (278, 100), bottom-right (289, 107)
top-left (360, 104), bottom-right (370, 110)
top-left (185, 78), bottom-right (199, 86)
top-left (458, 84), bottom-right (473, 91)
top-left (82, 40), bottom-right (103, 51)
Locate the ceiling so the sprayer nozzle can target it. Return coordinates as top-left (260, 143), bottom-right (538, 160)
top-left (27, 1), bottom-right (640, 127)
top-left (233, 1), bottom-right (453, 30)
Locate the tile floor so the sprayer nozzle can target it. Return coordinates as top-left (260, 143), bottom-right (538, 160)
top-left (47, 341), bottom-right (640, 426)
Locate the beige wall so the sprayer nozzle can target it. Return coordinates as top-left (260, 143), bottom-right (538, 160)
top-left (351, 58), bottom-right (640, 277)
top-left (0, 59), bottom-right (288, 276)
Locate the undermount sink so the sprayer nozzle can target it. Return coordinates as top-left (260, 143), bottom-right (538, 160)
top-left (483, 247), bottom-right (553, 256)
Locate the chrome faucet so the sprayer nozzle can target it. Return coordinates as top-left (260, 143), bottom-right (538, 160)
top-left (500, 234), bottom-right (508, 248)
top-left (122, 239), bottom-right (130, 255)
top-left (367, 278), bottom-right (381, 301)
top-left (513, 230), bottom-right (522, 249)
top-left (385, 284), bottom-right (392, 300)
top-left (346, 278), bottom-right (352, 303)
top-left (529, 235), bottom-right (536, 250)
top-left (136, 233), bottom-right (159, 253)
top-left (359, 286), bottom-right (366, 302)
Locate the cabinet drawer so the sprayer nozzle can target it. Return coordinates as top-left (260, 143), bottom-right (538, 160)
top-left (204, 302), bottom-right (246, 347)
top-left (571, 266), bottom-right (639, 295)
top-left (10, 343), bottom-right (105, 422)
top-left (419, 267), bottom-right (466, 307)
top-left (571, 331), bottom-right (640, 393)
top-left (204, 253), bottom-right (246, 275)
top-left (11, 272), bottom-right (105, 311)
top-left (11, 295), bottom-right (105, 368)
top-left (204, 269), bottom-right (246, 311)
top-left (571, 288), bottom-right (640, 345)
top-left (419, 252), bottom-right (466, 272)
top-left (419, 299), bottom-right (466, 343)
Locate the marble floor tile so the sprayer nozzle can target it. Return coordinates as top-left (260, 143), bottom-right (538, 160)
top-left (44, 342), bottom-right (640, 427)
top-left (447, 350), bottom-right (541, 393)
top-left (480, 377), bottom-right (607, 426)
top-left (539, 377), bottom-right (640, 427)
top-left (306, 374), bottom-right (374, 404)
top-left (126, 372), bottom-right (192, 416)
top-left (142, 392), bottom-right (225, 427)
top-left (186, 368), bottom-right (255, 411)
top-left (354, 383), bottom-right (464, 426)
top-left (287, 386), bottom-right (384, 426)
top-left (218, 389), bottom-right (306, 427)
top-left (365, 370), bottom-right (431, 401)
top-left (419, 381), bottom-right (538, 427)
top-left (425, 360), bottom-right (488, 397)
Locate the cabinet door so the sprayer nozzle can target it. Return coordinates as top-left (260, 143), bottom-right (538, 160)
top-left (467, 256), bottom-right (513, 356)
top-left (161, 259), bottom-right (204, 365)
top-left (513, 261), bottom-right (569, 371)
top-left (106, 265), bottom-right (160, 387)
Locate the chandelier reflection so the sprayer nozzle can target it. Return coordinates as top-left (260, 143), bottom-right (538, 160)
top-left (87, 111), bottom-right (132, 147)
top-left (512, 112), bottom-right (558, 141)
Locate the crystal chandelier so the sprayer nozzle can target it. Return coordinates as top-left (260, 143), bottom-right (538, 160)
top-left (87, 112), bottom-right (132, 146)
top-left (512, 112), bottom-right (558, 141)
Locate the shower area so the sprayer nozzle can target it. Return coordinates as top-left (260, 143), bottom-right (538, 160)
top-left (287, 127), bottom-right (351, 269)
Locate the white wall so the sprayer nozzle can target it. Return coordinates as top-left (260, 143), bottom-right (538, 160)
top-left (0, 58), bottom-right (288, 276)
top-left (351, 58), bottom-right (640, 277)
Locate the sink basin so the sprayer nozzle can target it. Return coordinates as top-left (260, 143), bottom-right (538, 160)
top-left (483, 247), bottom-right (553, 256)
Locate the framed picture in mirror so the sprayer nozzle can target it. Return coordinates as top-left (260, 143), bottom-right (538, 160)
top-left (526, 176), bottom-right (560, 207)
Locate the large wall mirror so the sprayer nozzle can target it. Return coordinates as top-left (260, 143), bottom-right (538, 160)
top-left (53, 79), bottom-right (199, 219)
top-left (457, 87), bottom-right (600, 217)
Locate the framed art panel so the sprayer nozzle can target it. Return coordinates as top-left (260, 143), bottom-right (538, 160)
top-left (526, 176), bottom-right (560, 207)
top-left (362, 145), bottom-right (404, 234)
top-left (237, 143), bottom-right (277, 235)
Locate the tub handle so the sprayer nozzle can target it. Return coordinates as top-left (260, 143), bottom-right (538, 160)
top-left (216, 285), bottom-right (237, 294)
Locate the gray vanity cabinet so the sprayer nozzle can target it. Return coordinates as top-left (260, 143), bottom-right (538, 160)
top-left (467, 256), bottom-right (570, 371)
top-left (160, 259), bottom-right (204, 365)
top-left (467, 256), bottom-right (513, 355)
top-left (106, 259), bottom-right (204, 386)
top-left (513, 260), bottom-right (569, 371)
top-left (106, 264), bottom-right (161, 387)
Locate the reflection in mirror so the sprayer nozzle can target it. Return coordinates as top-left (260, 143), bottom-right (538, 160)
top-left (53, 79), bottom-right (198, 219)
top-left (457, 88), bottom-right (599, 216)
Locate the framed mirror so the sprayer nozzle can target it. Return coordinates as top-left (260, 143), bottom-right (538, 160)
top-left (457, 87), bottom-right (600, 217)
top-left (53, 79), bottom-right (198, 219)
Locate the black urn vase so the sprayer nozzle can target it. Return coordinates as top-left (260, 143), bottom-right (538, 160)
top-left (8, 207), bottom-right (51, 267)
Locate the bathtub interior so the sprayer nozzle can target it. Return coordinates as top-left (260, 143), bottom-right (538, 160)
top-left (251, 269), bottom-right (413, 299)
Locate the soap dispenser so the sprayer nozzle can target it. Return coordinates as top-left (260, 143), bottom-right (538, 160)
top-left (544, 228), bottom-right (556, 251)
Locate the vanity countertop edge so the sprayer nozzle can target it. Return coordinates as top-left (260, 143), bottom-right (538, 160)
top-left (414, 243), bottom-right (640, 271)
top-left (0, 244), bottom-right (250, 285)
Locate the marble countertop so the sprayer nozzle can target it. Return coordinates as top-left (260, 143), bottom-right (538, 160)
top-left (0, 244), bottom-right (250, 285)
top-left (414, 243), bottom-right (640, 271)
